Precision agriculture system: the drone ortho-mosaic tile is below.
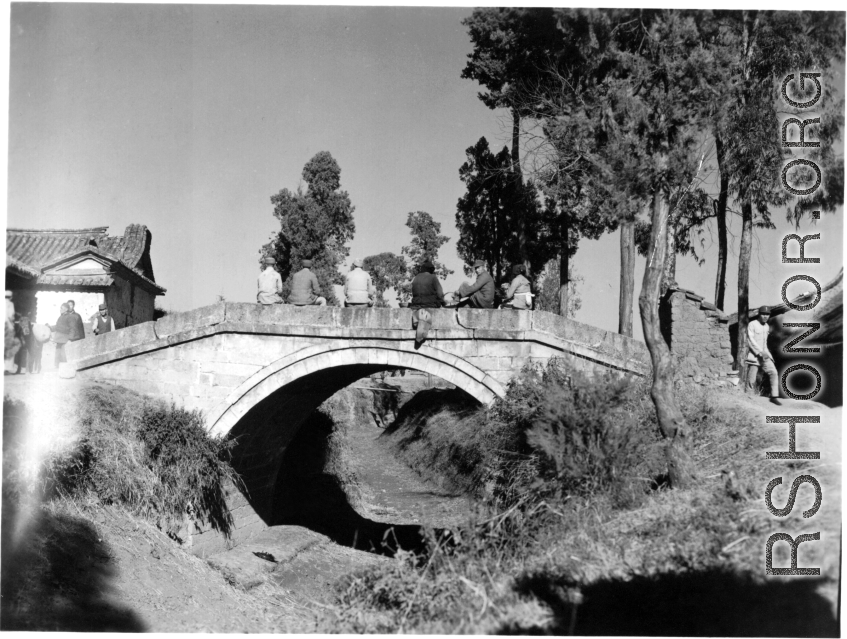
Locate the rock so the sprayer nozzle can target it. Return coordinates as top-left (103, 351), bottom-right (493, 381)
top-left (205, 527), bottom-right (331, 591)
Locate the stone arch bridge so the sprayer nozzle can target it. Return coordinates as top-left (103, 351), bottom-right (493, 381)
top-left (68, 302), bottom-right (650, 551)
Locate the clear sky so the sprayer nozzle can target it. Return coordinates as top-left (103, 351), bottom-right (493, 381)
top-left (4, 4), bottom-right (844, 341)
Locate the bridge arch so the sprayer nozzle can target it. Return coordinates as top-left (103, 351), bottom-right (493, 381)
top-left (207, 340), bottom-right (506, 438)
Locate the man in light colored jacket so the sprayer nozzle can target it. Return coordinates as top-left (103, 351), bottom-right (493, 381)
top-left (257, 256), bottom-right (284, 305)
top-left (747, 305), bottom-right (781, 405)
top-left (344, 259), bottom-right (375, 307)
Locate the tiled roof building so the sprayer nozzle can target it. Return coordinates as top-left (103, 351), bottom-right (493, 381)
top-left (5, 225), bottom-right (166, 348)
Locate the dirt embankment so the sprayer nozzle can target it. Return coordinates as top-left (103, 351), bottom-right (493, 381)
top-left (1, 373), bottom-right (472, 632)
top-left (3, 374), bottom-right (841, 632)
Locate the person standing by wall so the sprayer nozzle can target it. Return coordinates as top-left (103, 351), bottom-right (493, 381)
top-left (13, 313), bottom-right (28, 374)
top-left (50, 303), bottom-right (73, 367)
top-left (257, 257), bottom-right (285, 305)
top-left (344, 259), bottom-right (375, 308)
top-left (92, 303), bottom-right (116, 335)
top-left (27, 314), bottom-right (45, 374)
top-left (4, 292), bottom-right (20, 372)
top-left (410, 260), bottom-right (444, 347)
top-left (746, 305), bottom-right (781, 406)
top-left (66, 300), bottom-right (86, 342)
top-left (288, 259), bottom-right (327, 306)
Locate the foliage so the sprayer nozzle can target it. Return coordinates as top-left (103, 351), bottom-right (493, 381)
top-left (461, 8), bottom-right (560, 117)
top-left (456, 137), bottom-right (553, 283)
top-left (2, 387), bottom-right (240, 538)
top-left (528, 371), bottom-right (659, 506)
top-left (362, 252), bottom-right (407, 307)
top-left (705, 11), bottom-right (844, 225)
top-left (401, 211), bottom-right (453, 279)
top-left (136, 403), bottom-right (239, 534)
top-left (386, 362), bottom-right (662, 510)
top-left (397, 211), bottom-right (453, 303)
top-left (324, 375), bottom-right (811, 635)
top-left (263, 151), bottom-right (356, 306)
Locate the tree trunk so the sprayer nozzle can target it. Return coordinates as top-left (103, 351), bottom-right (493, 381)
top-left (558, 210), bottom-right (570, 317)
top-left (511, 108), bottom-right (521, 174)
top-left (618, 219), bottom-right (635, 337)
top-left (510, 108), bottom-right (531, 277)
top-left (713, 135), bottom-right (729, 310)
top-left (737, 194), bottom-right (754, 385)
top-left (638, 190), bottom-right (697, 488)
top-left (558, 251), bottom-right (569, 317)
top-left (661, 212), bottom-right (677, 295)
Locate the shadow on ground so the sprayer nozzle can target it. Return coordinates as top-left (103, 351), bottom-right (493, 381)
top-left (272, 410), bottom-right (450, 557)
top-left (1, 503), bottom-right (145, 632)
top-left (506, 567), bottom-right (838, 637)
top-left (1, 398), bottom-right (145, 631)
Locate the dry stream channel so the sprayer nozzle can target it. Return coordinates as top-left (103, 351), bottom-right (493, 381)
top-left (208, 377), bottom-right (476, 602)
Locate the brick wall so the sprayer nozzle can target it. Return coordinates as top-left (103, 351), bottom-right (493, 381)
top-left (663, 287), bottom-right (736, 387)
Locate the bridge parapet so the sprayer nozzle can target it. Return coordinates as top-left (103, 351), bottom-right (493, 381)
top-left (68, 302), bottom-right (650, 376)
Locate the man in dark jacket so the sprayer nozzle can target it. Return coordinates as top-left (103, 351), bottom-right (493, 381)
top-left (288, 259), bottom-right (327, 306)
top-left (66, 300), bottom-right (86, 341)
top-left (457, 260), bottom-right (495, 308)
top-left (410, 260), bottom-right (443, 346)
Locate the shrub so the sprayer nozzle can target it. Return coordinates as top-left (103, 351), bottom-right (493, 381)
top-left (526, 370), bottom-right (661, 505)
top-left (3, 386), bottom-right (240, 537)
top-left (136, 402), bottom-right (239, 534)
top-left (384, 362), bottom-right (663, 509)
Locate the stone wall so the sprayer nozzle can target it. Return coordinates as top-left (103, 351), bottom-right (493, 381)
top-left (105, 275), bottom-right (156, 329)
top-left (663, 287), bottom-right (735, 387)
top-left (188, 482), bottom-right (268, 557)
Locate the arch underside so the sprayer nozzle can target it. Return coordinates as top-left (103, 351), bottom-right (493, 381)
top-left (208, 342), bottom-right (504, 438)
top-left (208, 342), bottom-right (504, 522)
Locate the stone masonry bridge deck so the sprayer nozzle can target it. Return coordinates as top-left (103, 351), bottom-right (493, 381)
top-left (67, 302), bottom-right (650, 551)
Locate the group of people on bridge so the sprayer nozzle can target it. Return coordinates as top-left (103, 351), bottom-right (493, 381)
top-left (256, 257), bottom-right (534, 346)
top-left (257, 257), bottom-right (534, 311)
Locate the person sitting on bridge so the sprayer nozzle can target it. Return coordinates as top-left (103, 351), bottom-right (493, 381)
top-left (92, 303), bottom-right (116, 335)
top-left (257, 256), bottom-right (285, 305)
top-left (288, 258), bottom-right (327, 306)
top-left (410, 260), bottom-right (444, 347)
top-left (455, 259), bottom-right (495, 309)
top-left (502, 264), bottom-right (532, 310)
top-left (344, 258), bottom-right (375, 307)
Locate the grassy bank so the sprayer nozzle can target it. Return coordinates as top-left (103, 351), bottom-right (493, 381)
top-left (1, 384), bottom-right (246, 630)
top-left (324, 364), bottom-right (839, 635)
